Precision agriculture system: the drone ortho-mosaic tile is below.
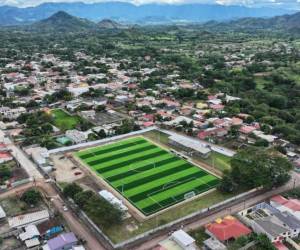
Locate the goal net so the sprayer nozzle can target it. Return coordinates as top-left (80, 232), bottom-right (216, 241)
top-left (184, 191), bottom-right (196, 200)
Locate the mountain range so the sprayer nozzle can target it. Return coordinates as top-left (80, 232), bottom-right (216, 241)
top-left (0, 2), bottom-right (296, 26)
top-left (14, 9), bottom-right (298, 35)
top-left (204, 11), bottom-right (300, 33)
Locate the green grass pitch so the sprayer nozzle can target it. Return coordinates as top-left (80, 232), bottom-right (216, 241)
top-left (75, 137), bottom-right (220, 215)
top-left (51, 109), bottom-right (82, 131)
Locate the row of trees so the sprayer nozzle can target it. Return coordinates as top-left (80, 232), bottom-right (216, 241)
top-left (218, 147), bottom-right (293, 193)
top-left (63, 183), bottom-right (123, 228)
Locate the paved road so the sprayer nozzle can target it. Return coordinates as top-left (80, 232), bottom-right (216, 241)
top-left (133, 172), bottom-right (300, 250)
top-left (0, 181), bottom-right (106, 250)
top-left (0, 130), bottom-right (43, 179)
top-left (0, 129), bottom-right (106, 250)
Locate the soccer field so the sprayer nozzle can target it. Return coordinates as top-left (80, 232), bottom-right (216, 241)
top-left (75, 137), bottom-right (219, 215)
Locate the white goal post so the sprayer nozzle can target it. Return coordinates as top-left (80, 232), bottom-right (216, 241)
top-left (184, 191), bottom-right (196, 200)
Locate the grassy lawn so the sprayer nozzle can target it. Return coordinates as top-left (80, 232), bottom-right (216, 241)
top-left (0, 197), bottom-right (27, 216)
top-left (51, 109), bottom-right (82, 131)
top-left (103, 189), bottom-right (234, 243)
top-left (76, 136), bottom-right (219, 215)
top-left (201, 152), bottom-right (232, 172)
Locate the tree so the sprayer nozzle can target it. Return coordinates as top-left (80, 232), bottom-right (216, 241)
top-left (256, 234), bottom-right (276, 250)
top-left (218, 171), bottom-right (237, 193)
top-left (229, 125), bottom-right (240, 138)
top-left (74, 190), bottom-right (94, 208)
top-left (95, 105), bottom-right (106, 112)
top-left (63, 182), bottom-right (124, 227)
top-left (41, 123), bottom-right (53, 134)
top-left (97, 129), bottom-right (106, 139)
top-left (254, 139), bottom-right (269, 147)
top-left (219, 147), bottom-right (292, 193)
top-left (63, 183), bottom-right (83, 200)
top-left (21, 189), bottom-right (41, 205)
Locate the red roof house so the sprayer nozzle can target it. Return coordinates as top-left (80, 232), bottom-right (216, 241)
top-left (239, 125), bottom-right (257, 134)
top-left (231, 117), bottom-right (243, 126)
top-left (0, 152), bottom-right (13, 163)
top-left (205, 216), bottom-right (251, 242)
top-left (273, 241), bottom-right (289, 250)
top-left (143, 114), bottom-right (154, 122)
top-left (143, 121), bottom-right (154, 127)
top-left (270, 195), bottom-right (300, 212)
top-left (210, 104), bottom-right (224, 111)
top-left (198, 128), bottom-right (228, 140)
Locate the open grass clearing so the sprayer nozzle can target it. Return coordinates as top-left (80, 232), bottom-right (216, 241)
top-left (51, 109), bottom-right (82, 131)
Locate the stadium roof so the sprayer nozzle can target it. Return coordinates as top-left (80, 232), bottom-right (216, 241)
top-left (169, 134), bottom-right (211, 155)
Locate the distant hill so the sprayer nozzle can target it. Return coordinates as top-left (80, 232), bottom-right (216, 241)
top-left (98, 19), bottom-right (127, 29)
top-left (0, 2), bottom-right (295, 26)
top-left (204, 11), bottom-right (300, 33)
top-left (32, 11), bottom-right (97, 32)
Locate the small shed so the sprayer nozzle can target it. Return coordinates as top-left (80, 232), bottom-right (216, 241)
top-left (171, 230), bottom-right (196, 250)
top-left (203, 237), bottom-right (227, 250)
top-left (25, 238), bottom-right (40, 248)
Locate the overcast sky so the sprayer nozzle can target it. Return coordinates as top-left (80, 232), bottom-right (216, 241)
top-left (0, 0), bottom-right (299, 9)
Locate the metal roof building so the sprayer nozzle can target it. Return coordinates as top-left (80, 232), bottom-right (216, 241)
top-left (171, 230), bottom-right (196, 250)
top-left (169, 134), bottom-right (211, 158)
top-left (99, 190), bottom-right (128, 212)
top-left (8, 210), bottom-right (49, 229)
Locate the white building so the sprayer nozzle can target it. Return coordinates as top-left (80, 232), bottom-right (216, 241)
top-left (98, 190), bottom-right (128, 213)
top-left (66, 130), bottom-right (87, 144)
top-left (19, 225), bottom-right (40, 241)
top-left (115, 95), bottom-right (129, 103)
top-left (238, 202), bottom-right (300, 242)
top-left (67, 85), bottom-right (89, 97)
top-left (171, 230), bottom-right (196, 250)
top-left (31, 147), bottom-right (49, 166)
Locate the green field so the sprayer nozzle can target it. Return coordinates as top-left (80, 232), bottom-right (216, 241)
top-left (202, 152), bottom-right (232, 172)
top-left (76, 137), bottom-right (219, 215)
top-left (51, 109), bottom-right (82, 131)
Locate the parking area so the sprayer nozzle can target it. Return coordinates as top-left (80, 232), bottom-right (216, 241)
top-left (50, 154), bottom-right (85, 183)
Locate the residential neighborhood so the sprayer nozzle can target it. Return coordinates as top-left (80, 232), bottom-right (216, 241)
top-left (0, 4), bottom-right (299, 250)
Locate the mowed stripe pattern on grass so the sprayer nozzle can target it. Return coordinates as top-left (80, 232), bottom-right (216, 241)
top-left (76, 137), bottom-right (219, 215)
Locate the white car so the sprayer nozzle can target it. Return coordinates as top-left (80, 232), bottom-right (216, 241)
top-left (63, 205), bottom-right (68, 211)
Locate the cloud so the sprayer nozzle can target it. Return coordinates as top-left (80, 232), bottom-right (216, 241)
top-left (0, 0), bottom-right (299, 8)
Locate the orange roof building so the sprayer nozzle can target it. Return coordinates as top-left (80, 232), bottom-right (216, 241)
top-left (205, 216), bottom-right (252, 242)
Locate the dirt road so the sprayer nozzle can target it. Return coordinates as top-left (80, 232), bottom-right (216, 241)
top-left (0, 181), bottom-right (106, 250)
